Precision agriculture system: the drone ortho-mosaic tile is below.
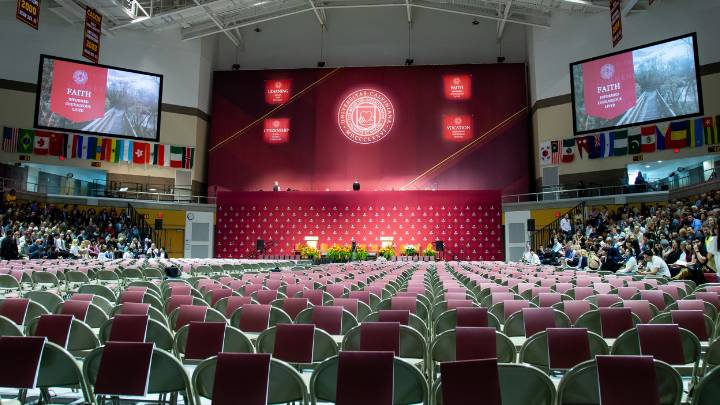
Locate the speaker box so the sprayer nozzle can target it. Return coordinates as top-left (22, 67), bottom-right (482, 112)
top-left (256, 239), bottom-right (265, 251)
top-left (154, 219), bottom-right (163, 230)
top-left (435, 240), bottom-right (444, 252)
top-left (527, 219), bottom-right (535, 232)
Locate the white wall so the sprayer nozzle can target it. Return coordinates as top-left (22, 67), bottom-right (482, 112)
top-left (214, 7), bottom-right (527, 70)
top-left (527, 0), bottom-right (720, 103)
top-left (0, 1), bottom-right (215, 112)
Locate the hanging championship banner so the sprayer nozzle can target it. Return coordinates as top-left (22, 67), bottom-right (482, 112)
top-left (609, 0), bottom-right (622, 47)
top-left (82, 7), bottom-right (102, 63)
top-left (16, 0), bottom-right (40, 30)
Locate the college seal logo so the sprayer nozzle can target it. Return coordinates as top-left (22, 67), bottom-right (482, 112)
top-left (337, 88), bottom-right (395, 144)
top-left (600, 63), bottom-right (615, 80)
top-left (73, 69), bottom-right (88, 85)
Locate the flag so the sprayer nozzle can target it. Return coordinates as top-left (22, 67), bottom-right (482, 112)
top-left (133, 142), bottom-right (149, 164)
top-left (122, 140), bottom-right (133, 162)
top-left (61, 133), bottom-right (70, 158)
top-left (17, 129), bottom-right (34, 154)
top-left (562, 138), bottom-right (575, 163)
top-left (104, 139), bottom-right (115, 162)
top-left (539, 141), bottom-right (552, 166)
top-left (666, 120), bottom-right (689, 149)
top-left (86, 137), bottom-right (97, 159)
top-left (2, 127), bottom-right (18, 153)
top-left (48, 133), bottom-right (64, 156)
top-left (690, 118), bottom-right (704, 148)
top-left (628, 131), bottom-right (641, 155)
top-left (162, 144), bottom-right (171, 167)
top-left (170, 146), bottom-right (194, 169)
top-left (551, 140), bottom-right (561, 164)
top-left (588, 133), bottom-right (610, 159)
top-left (71, 135), bottom-right (85, 159)
top-left (113, 139), bottom-right (123, 163)
top-left (610, 130), bottom-right (628, 156)
top-left (640, 126), bottom-right (656, 153)
top-left (152, 144), bottom-right (167, 166)
top-left (34, 131), bottom-right (50, 155)
top-left (184, 147), bottom-right (194, 169)
top-left (575, 137), bottom-right (590, 159)
top-left (655, 123), bottom-right (666, 150)
top-left (704, 116), bottom-right (718, 145)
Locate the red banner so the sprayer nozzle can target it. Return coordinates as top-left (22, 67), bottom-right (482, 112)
top-left (609, 0), bottom-right (622, 47)
top-left (265, 79), bottom-right (292, 105)
top-left (582, 52), bottom-right (636, 120)
top-left (263, 118), bottom-right (290, 144)
top-left (16, 0), bottom-right (40, 30)
top-left (442, 114), bottom-right (474, 142)
top-left (443, 74), bottom-right (472, 100)
top-left (49, 59), bottom-right (108, 123)
top-left (82, 7), bottom-right (102, 64)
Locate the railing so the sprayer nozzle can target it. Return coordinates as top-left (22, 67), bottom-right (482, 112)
top-left (502, 185), bottom-right (662, 204)
top-left (530, 201), bottom-right (585, 252)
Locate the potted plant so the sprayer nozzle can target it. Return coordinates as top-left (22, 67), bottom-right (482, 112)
top-left (423, 243), bottom-right (436, 257)
top-left (403, 245), bottom-right (417, 257)
top-left (378, 245), bottom-right (395, 260)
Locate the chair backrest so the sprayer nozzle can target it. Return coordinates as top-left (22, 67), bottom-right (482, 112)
top-left (574, 308), bottom-right (639, 339)
top-left (174, 323), bottom-right (253, 361)
top-left (434, 308), bottom-right (501, 334)
top-left (295, 306), bottom-right (357, 335)
top-left (257, 324), bottom-right (338, 365)
top-left (693, 366), bottom-right (720, 405)
top-left (99, 317), bottom-right (173, 351)
top-left (611, 326), bottom-right (701, 367)
top-left (342, 323), bottom-right (426, 360)
top-left (231, 304), bottom-right (292, 333)
top-left (503, 308), bottom-right (571, 337)
top-left (432, 363), bottom-right (555, 405)
top-left (310, 354), bottom-right (427, 405)
top-left (555, 300), bottom-right (595, 325)
top-left (519, 328), bottom-right (608, 372)
top-left (617, 299), bottom-right (658, 323)
top-left (430, 328), bottom-right (516, 367)
top-left (556, 357), bottom-right (682, 405)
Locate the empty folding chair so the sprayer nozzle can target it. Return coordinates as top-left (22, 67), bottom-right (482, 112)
top-left (613, 299), bottom-right (659, 323)
top-left (519, 328), bottom-right (608, 373)
top-left (503, 307), bottom-right (571, 338)
top-left (363, 310), bottom-right (428, 337)
top-left (294, 306), bottom-right (357, 336)
top-left (173, 322), bottom-right (253, 364)
top-left (430, 327), bottom-right (516, 377)
top-left (552, 300), bottom-right (595, 326)
top-left (99, 315), bottom-right (173, 351)
top-left (693, 366), bottom-right (720, 405)
top-left (257, 323), bottom-right (338, 367)
top-left (434, 307), bottom-right (502, 334)
top-left (231, 304), bottom-right (292, 337)
top-left (575, 307), bottom-right (640, 340)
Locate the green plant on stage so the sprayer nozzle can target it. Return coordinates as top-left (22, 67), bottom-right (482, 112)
top-left (299, 244), bottom-right (320, 260)
top-left (326, 244), bottom-right (351, 262)
top-left (403, 245), bottom-right (417, 256)
top-left (423, 243), bottom-right (436, 257)
top-left (356, 245), bottom-right (369, 261)
top-left (378, 245), bottom-right (396, 260)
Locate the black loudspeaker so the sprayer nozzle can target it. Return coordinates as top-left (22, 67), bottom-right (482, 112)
top-left (256, 239), bottom-right (265, 251)
top-left (527, 219), bottom-right (535, 232)
top-left (435, 240), bottom-right (444, 252)
top-left (154, 219), bottom-right (163, 229)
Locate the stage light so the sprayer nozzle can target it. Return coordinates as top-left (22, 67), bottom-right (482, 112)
top-left (317, 61), bottom-right (326, 67)
top-left (405, 58), bottom-right (414, 66)
top-left (231, 64), bottom-right (240, 71)
top-left (497, 56), bottom-right (506, 63)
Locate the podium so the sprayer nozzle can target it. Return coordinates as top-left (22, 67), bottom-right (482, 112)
top-left (304, 236), bottom-right (319, 250)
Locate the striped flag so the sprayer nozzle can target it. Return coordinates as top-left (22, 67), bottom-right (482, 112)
top-left (2, 127), bottom-right (18, 152)
top-left (691, 118), bottom-right (704, 148)
top-left (610, 130), bottom-right (628, 156)
top-left (705, 116), bottom-right (719, 145)
top-left (102, 138), bottom-right (113, 161)
top-left (550, 140), bottom-right (561, 164)
top-left (86, 137), bottom-right (97, 159)
top-left (640, 126), bottom-right (656, 153)
top-left (122, 140), bottom-right (133, 162)
top-left (113, 139), bottom-right (123, 163)
top-left (170, 145), bottom-right (195, 169)
top-left (666, 120), bottom-right (689, 149)
top-left (561, 138), bottom-right (575, 163)
top-left (72, 135), bottom-right (85, 159)
top-left (152, 143), bottom-right (167, 166)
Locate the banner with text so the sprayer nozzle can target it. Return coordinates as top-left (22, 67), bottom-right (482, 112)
top-left (82, 7), bottom-right (102, 64)
top-left (16, 0), bottom-right (40, 30)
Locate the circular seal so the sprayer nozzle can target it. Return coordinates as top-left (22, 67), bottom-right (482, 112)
top-left (73, 69), bottom-right (88, 85)
top-left (274, 80), bottom-right (283, 88)
top-left (337, 88), bottom-right (395, 144)
top-left (272, 120), bottom-right (280, 128)
top-left (452, 77), bottom-right (461, 85)
top-left (600, 63), bottom-right (615, 80)
top-left (453, 117), bottom-right (462, 125)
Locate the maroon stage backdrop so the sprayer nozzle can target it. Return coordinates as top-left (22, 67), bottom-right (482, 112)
top-left (208, 64), bottom-right (530, 195)
top-left (216, 190), bottom-right (503, 261)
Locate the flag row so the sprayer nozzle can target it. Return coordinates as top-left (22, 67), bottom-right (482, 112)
top-left (540, 116), bottom-right (719, 166)
top-left (1, 127), bottom-right (194, 169)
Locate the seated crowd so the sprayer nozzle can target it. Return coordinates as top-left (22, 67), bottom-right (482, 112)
top-left (529, 191), bottom-right (719, 284)
top-left (0, 201), bottom-right (166, 261)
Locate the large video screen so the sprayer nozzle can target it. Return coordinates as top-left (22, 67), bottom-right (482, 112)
top-left (570, 33), bottom-right (702, 135)
top-left (34, 55), bottom-right (163, 141)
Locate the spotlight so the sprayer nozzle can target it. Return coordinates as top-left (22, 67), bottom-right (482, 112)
top-left (231, 64), bottom-right (240, 71)
top-left (317, 61), bottom-right (326, 67)
top-left (472, 19), bottom-right (479, 25)
top-left (496, 56), bottom-right (506, 63)
top-left (405, 58), bottom-right (414, 66)
top-left (254, 26), bottom-right (262, 33)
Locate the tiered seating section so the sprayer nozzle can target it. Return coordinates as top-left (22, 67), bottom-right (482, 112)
top-left (0, 260), bottom-right (719, 404)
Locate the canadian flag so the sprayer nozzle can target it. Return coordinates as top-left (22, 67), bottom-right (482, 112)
top-left (34, 131), bottom-right (50, 155)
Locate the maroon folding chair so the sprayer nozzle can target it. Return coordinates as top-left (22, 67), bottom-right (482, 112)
top-left (359, 322), bottom-right (400, 355)
top-left (169, 285), bottom-right (191, 296)
top-left (595, 294), bottom-right (621, 308)
top-left (120, 291), bottom-right (145, 304)
top-left (390, 296), bottom-right (417, 314)
top-left (311, 306), bottom-right (343, 335)
top-left (596, 355), bottom-right (660, 405)
top-left (212, 352), bottom-right (272, 405)
top-left (336, 351), bottom-right (394, 405)
top-left (166, 295), bottom-right (194, 316)
top-left (119, 302), bottom-right (150, 315)
top-left (333, 298), bottom-right (359, 317)
top-left (671, 310), bottom-right (708, 341)
top-left (0, 298), bottom-right (30, 325)
top-left (622, 300), bottom-right (654, 323)
top-left (0, 336), bottom-right (46, 389)
top-left (108, 314), bottom-right (149, 342)
top-left (537, 293), bottom-right (562, 307)
top-left (378, 310), bottom-right (410, 325)
top-left (255, 290), bottom-right (279, 305)
top-left (184, 321), bottom-right (226, 360)
top-left (224, 296), bottom-right (253, 318)
top-left (59, 300), bottom-right (91, 322)
top-left (273, 323), bottom-right (315, 364)
top-left (282, 297), bottom-right (310, 320)
top-left (174, 305), bottom-right (208, 331)
top-left (639, 290), bottom-right (669, 311)
top-left (503, 300), bottom-right (531, 321)
top-left (347, 291), bottom-right (372, 306)
top-left (302, 290), bottom-right (324, 306)
top-left (599, 307), bottom-right (634, 338)
top-left (560, 300), bottom-right (592, 325)
top-left (522, 307), bottom-right (557, 337)
top-left (547, 328), bottom-right (591, 370)
top-left (636, 324), bottom-right (685, 365)
top-left (616, 287), bottom-right (639, 300)
top-left (440, 358), bottom-right (501, 405)
top-left (455, 327), bottom-right (497, 361)
top-left (34, 314), bottom-right (73, 348)
top-left (456, 307), bottom-right (489, 327)
top-left (93, 342), bottom-right (155, 397)
top-left (238, 304), bottom-right (271, 333)
top-left (210, 289), bottom-right (233, 306)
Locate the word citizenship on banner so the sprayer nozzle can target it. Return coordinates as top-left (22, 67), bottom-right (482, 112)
top-left (82, 7), bottom-right (102, 63)
top-left (16, 0), bottom-right (40, 30)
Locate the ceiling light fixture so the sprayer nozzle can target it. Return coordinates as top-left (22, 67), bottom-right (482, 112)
top-left (562, 0), bottom-right (593, 5)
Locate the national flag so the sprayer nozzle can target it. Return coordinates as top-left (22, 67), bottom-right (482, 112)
top-left (162, 144), bottom-right (171, 167)
top-left (640, 126), bottom-right (656, 153)
top-left (551, 140), bottom-right (561, 164)
top-left (48, 133), bottom-right (65, 156)
top-left (666, 120), bottom-right (689, 149)
top-left (628, 131), bottom-right (641, 155)
top-left (113, 139), bottom-right (123, 163)
top-left (539, 141), bottom-right (552, 166)
top-left (183, 147), bottom-right (194, 169)
top-left (610, 130), bottom-right (628, 156)
top-left (71, 135), bottom-right (85, 159)
top-left (34, 131), bottom-right (50, 155)
top-left (101, 138), bottom-right (112, 161)
top-left (690, 118), bottom-right (704, 148)
top-left (704, 116), bottom-right (718, 145)
top-left (17, 129), bottom-right (34, 154)
top-left (122, 141), bottom-right (133, 162)
top-left (655, 123), bottom-right (666, 150)
top-left (95, 138), bottom-right (105, 160)
top-left (61, 133), bottom-right (70, 158)
top-left (562, 138), bottom-right (575, 163)
top-left (2, 127), bottom-right (18, 153)
top-left (152, 144), bottom-right (167, 166)
top-left (86, 137), bottom-right (97, 159)
top-left (588, 133), bottom-right (611, 159)
top-left (575, 137), bottom-right (590, 159)
top-left (132, 142), bottom-right (149, 164)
